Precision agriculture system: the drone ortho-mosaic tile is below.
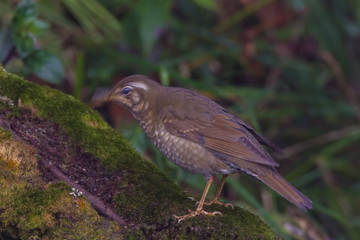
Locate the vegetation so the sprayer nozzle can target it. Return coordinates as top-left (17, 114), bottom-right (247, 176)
top-left (1, 0), bottom-right (359, 239)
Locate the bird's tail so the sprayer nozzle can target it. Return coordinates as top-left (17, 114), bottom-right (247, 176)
top-left (257, 167), bottom-right (313, 211)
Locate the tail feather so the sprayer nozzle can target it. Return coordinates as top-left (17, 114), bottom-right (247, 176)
top-left (258, 168), bottom-right (313, 211)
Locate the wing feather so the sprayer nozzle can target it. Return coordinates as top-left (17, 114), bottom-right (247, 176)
top-left (158, 89), bottom-right (279, 167)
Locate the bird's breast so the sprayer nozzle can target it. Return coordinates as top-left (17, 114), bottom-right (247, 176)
top-left (137, 115), bottom-right (233, 176)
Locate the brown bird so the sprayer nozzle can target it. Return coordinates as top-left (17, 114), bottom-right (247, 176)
top-left (108, 75), bottom-right (313, 221)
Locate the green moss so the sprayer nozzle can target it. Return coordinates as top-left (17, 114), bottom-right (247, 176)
top-left (2, 182), bottom-right (69, 233)
top-left (114, 167), bottom-right (188, 224)
top-left (1, 182), bottom-right (123, 239)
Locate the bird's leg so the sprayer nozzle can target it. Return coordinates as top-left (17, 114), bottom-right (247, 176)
top-left (174, 176), bottom-right (222, 222)
top-left (204, 175), bottom-right (234, 209)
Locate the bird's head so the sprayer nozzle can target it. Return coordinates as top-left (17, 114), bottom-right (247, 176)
top-left (108, 75), bottom-right (161, 114)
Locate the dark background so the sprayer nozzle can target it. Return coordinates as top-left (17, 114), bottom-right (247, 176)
top-left (1, 0), bottom-right (359, 239)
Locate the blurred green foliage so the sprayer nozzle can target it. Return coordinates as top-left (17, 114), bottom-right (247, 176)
top-left (1, 0), bottom-right (360, 239)
top-left (0, 0), bottom-right (65, 83)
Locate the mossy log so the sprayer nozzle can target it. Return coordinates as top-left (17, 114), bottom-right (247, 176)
top-left (0, 67), bottom-right (278, 239)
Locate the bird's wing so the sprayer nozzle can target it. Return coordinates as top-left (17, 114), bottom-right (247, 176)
top-left (158, 88), bottom-right (217, 133)
top-left (159, 91), bottom-right (279, 167)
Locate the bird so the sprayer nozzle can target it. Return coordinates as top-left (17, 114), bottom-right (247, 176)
top-left (108, 75), bottom-right (313, 221)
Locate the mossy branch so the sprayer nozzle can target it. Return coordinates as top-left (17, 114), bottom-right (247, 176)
top-left (0, 68), bottom-right (278, 239)
top-left (39, 158), bottom-right (131, 228)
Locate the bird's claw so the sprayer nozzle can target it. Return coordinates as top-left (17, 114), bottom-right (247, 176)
top-left (174, 209), bottom-right (222, 222)
top-left (203, 199), bottom-right (234, 209)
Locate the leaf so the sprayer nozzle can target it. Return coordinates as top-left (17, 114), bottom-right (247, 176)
top-left (10, 0), bottom-right (40, 58)
top-left (305, 0), bottom-right (351, 75)
top-left (133, 0), bottom-right (171, 57)
top-left (12, 32), bottom-right (34, 58)
top-left (29, 19), bottom-right (49, 35)
top-left (62, 0), bottom-right (122, 42)
top-left (24, 50), bottom-right (65, 84)
top-left (11, 0), bottom-right (37, 32)
top-left (159, 65), bottom-right (170, 86)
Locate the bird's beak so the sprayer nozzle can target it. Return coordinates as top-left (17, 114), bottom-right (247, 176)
top-left (107, 93), bottom-right (113, 102)
top-left (107, 88), bottom-right (117, 102)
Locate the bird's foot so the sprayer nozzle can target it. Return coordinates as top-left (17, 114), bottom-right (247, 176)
top-left (174, 208), bottom-right (222, 222)
top-left (203, 198), bottom-right (234, 209)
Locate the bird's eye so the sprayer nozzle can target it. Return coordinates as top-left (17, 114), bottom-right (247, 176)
top-left (122, 87), bottom-right (131, 95)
